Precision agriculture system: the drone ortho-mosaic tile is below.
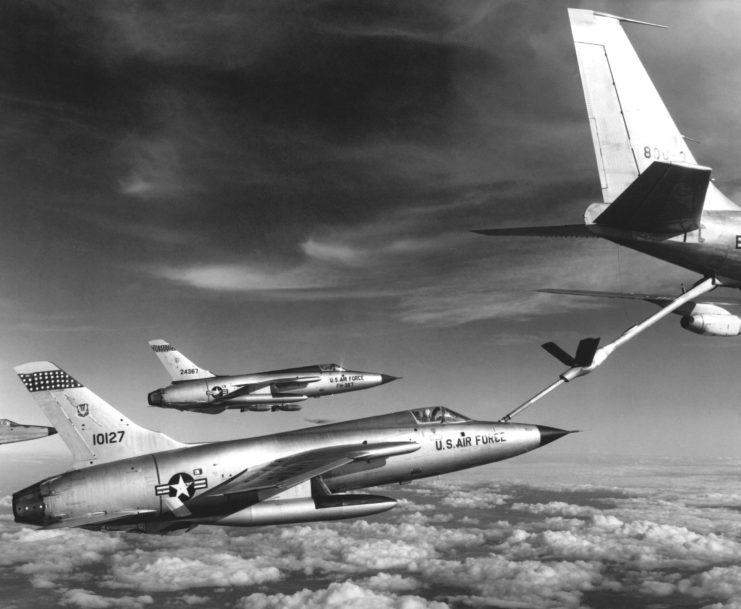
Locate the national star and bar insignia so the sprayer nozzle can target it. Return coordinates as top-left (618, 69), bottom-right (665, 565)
top-left (155, 472), bottom-right (208, 501)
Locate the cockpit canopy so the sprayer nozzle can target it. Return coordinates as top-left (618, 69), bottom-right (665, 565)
top-left (411, 407), bottom-right (469, 424)
top-left (0, 419), bottom-right (13, 427)
top-left (318, 363), bottom-right (346, 372)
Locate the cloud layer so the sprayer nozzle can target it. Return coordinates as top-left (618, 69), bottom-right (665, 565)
top-left (3, 458), bottom-right (741, 609)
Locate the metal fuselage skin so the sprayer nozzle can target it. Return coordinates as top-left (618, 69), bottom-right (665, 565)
top-left (589, 209), bottom-right (741, 287)
top-left (149, 369), bottom-right (392, 412)
top-left (13, 411), bottom-right (553, 531)
top-left (0, 420), bottom-right (56, 445)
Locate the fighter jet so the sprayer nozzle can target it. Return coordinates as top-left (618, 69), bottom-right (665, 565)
top-left (474, 9), bottom-right (741, 379)
top-left (0, 418), bottom-right (56, 445)
top-left (12, 361), bottom-right (571, 533)
top-left (146, 339), bottom-right (399, 414)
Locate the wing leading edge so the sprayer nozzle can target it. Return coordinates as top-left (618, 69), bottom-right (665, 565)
top-left (202, 441), bottom-right (420, 499)
top-left (224, 376), bottom-right (322, 401)
top-left (472, 225), bottom-right (595, 238)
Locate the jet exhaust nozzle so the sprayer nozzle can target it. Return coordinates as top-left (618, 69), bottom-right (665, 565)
top-left (147, 389), bottom-right (163, 407)
top-left (13, 482), bottom-right (46, 526)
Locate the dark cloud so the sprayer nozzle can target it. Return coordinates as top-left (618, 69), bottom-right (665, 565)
top-left (4, 0), bottom-right (737, 329)
top-left (0, 0), bottom-right (605, 326)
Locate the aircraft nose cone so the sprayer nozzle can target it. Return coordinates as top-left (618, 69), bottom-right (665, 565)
top-left (47, 427), bottom-right (57, 436)
top-left (536, 425), bottom-right (572, 448)
top-left (380, 374), bottom-right (400, 385)
top-left (148, 389), bottom-right (163, 407)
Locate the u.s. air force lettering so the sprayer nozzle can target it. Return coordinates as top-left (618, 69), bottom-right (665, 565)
top-left (435, 432), bottom-right (507, 451)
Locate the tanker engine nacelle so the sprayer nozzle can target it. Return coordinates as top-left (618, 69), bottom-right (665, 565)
top-left (680, 309), bottom-right (741, 337)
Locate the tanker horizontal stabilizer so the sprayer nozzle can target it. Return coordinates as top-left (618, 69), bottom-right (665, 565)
top-left (472, 225), bottom-right (595, 238)
top-left (593, 161), bottom-right (711, 233)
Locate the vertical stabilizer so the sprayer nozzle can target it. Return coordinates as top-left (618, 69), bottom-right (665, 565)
top-left (569, 9), bottom-right (697, 202)
top-left (14, 361), bottom-right (186, 469)
top-left (148, 339), bottom-right (215, 382)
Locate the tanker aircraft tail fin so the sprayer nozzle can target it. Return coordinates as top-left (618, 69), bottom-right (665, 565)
top-left (569, 8), bottom-right (737, 211)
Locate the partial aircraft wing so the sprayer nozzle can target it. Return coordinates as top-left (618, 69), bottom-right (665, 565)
top-left (539, 288), bottom-right (738, 316)
top-left (540, 288), bottom-right (674, 307)
top-left (201, 441), bottom-right (419, 499)
top-left (472, 225), bottom-right (595, 238)
top-left (222, 376), bottom-right (322, 400)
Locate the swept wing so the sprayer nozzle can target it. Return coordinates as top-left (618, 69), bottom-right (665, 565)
top-left (223, 375), bottom-right (322, 400)
top-left (539, 288), bottom-right (738, 316)
top-left (472, 225), bottom-right (594, 238)
top-left (202, 441), bottom-right (420, 499)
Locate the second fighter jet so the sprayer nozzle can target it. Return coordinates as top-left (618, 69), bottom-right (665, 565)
top-left (147, 339), bottom-right (399, 414)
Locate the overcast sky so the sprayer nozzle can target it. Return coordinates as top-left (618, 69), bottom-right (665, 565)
top-left (3, 0), bottom-right (741, 471)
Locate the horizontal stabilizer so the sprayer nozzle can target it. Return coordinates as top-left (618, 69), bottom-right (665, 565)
top-left (594, 161), bottom-right (711, 233)
top-left (472, 225), bottom-right (596, 238)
